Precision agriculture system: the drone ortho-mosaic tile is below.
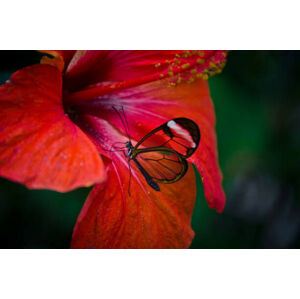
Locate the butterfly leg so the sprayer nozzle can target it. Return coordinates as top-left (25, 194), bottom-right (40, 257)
top-left (127, 158), bottom-right (132, 197)
top-left (101, 142), bottom-right (126, 153)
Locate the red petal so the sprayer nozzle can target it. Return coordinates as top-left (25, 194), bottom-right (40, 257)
top-left (73, 78), bottom-right (225, 211)
top-left (0, 64), bottom-right (105, 192)
top-left (64, 50), bottom-right (182, 87)
top-left (71, 157), bottom-right (196, 249)
top-left (63, 50), bottom-right (227, 97)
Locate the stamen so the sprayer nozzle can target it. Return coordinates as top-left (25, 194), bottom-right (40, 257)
top-left (64, 51), bottom-right (227, 104)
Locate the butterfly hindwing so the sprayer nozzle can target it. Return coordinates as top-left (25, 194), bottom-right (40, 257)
top-left (133, 147), bottom-right (188, 184)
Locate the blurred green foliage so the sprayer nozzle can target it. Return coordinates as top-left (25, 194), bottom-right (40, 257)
top-left (191, 51), bottom-right (300, 248)
top-left (0, 51), bottom-right (299, 248)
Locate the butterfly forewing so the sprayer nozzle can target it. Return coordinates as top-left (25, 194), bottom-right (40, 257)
top-left (133, 147), bottom-right (188, 184)
top-left (134, 118), bottom-right (200, 158)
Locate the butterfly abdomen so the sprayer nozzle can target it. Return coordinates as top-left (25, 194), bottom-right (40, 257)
top-left (148, 179), bottom-right (160, 191)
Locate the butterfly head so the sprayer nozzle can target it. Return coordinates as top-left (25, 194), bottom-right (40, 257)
top-left (125, 141), bottom-right (134, 158)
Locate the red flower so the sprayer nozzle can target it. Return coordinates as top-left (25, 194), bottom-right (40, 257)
top-left (0, 50), bottom-right (227, 248)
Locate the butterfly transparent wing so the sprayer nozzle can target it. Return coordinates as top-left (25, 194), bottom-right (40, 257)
top-left (134, 118), bottom-right (200, 158)
top-left (133, 147), bottom-right (188, 184)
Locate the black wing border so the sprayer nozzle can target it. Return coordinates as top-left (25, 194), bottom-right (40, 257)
top-left (133, 117), bottom-right (200, 158)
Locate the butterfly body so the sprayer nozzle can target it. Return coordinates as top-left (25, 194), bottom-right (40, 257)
top-left (125, 140), bottom-right (160, 190)
top-left (124, 118), bottom-right (200, 192)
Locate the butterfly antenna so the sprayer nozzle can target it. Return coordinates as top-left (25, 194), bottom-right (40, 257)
top-left (121, 106), bottom-right (131, 141)
top-left (112, 105), bottom-right (131, 141)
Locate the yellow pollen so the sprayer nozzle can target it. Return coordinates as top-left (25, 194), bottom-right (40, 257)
top-left (160, 74), bottom-right (164, 78)
top-left (198, 51), bottom-right (204, 57)
top-left (168, 82), bottom-right (176, 88)
top-left (182, 63), bottom-right (190, 69)
top-left (155, 63), bottom-right (161, 68)
top-left (197, 59), bottom-right (204, 64)
top-left (190, 69), bottom-right (197, 74)
top-left (183, 51), bottom-right (190, 58)
top-left (168, 71), bottom-right (174, 77)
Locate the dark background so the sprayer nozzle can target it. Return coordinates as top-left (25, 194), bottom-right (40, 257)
top-left (0, 51), bottom-right (299, 248)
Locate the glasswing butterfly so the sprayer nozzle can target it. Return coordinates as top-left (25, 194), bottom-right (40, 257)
top-left (110, 106), bottom-right (201, 193)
